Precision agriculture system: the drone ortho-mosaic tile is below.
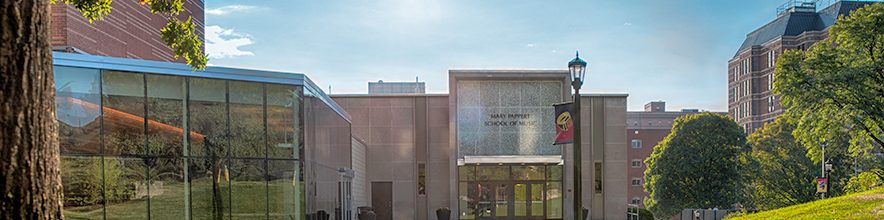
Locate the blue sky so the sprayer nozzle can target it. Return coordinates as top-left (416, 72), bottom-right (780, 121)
top-left (204, 0), bottom-right (798, 111)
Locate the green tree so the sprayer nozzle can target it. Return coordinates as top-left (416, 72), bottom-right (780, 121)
top-left (1, 0), bottom-right (205, 218)
top-left (745, 118), bottom-right (817, 210)
top-left (773, 3), bottom-right (884, 166)
top-left (844, 169), bottom-right (884, 194)
top-left (643, 113), bottom-right (749, 219)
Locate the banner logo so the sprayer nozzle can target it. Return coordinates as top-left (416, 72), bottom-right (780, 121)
top-left (553, 102), bottom-right (574, 145)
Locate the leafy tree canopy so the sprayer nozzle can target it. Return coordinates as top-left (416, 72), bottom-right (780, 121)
top-left (745, 117), bottom-right (817, 210)
top-left (773, 3), bottom-right (884, 160)
top-left (52, 0), bottom-right (207, 69)
top-left (643, 113), bottom-right (749, 219)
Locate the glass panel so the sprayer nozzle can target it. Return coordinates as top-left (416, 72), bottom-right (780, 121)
top-left (229, 159), bottom-right (267, 219)
top-left (458, 182), bottom-right (475, 219)
top-left (477, 166), bottom-right (508, 181)
top-left (229, 81), bottom-right (265, 158)
top-left (146, 75), bottom-right (186, 157)
top-left (267, 84), bottom-right (300, 159)
top-left (104, 157), bottom-right (148, 219)
top-left (476, 182), bottom-right (493, 218)
top-left (147, 157), bottom-right (187, 219)
top-left (514, 183), bottom-right (527, 216)
top-left (546, 182), bottom-right (563, 219)
top-left (102, 71), bottom-right (146, 156)
top-left (530, 184), bottom-right (543, 216)
top-left (458, 166), bottom-right (475, 181)
top-left (494, 183), bottom-right (509, 217)
top-left (189, 157), bottom-right (230, 219)
top-left (547, 165), bottom-right (562, 180)
top-left (512, 166), bottom-right (544, 180)
top-left (55, 67), bottom-right (102, 155)
top-left (61, 156), bottom-right (104, 219)
top-left (268, 160), bottom-right (301, 219)
top-left (189, 78), bottom-right (227, 157)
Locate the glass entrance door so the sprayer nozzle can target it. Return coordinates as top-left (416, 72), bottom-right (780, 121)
top-left (459, 165), bottom-right (563, 220)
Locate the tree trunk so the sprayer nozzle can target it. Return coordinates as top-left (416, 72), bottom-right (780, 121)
top-left (1, 0), bottom-right (64, 219)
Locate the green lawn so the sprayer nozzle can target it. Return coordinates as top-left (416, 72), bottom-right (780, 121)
top-left (64, 179), bottom-right (303, 219)
top-left (728, 187), bottom-right (884, 220)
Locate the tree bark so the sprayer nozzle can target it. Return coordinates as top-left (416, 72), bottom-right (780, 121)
top-left (1, 0), bottom-right (64, 219)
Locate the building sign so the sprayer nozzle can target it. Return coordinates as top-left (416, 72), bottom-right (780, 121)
top-left (553, 102), bottom-right (574, 145)
top-left (456, 80), bottom-right (563, 157)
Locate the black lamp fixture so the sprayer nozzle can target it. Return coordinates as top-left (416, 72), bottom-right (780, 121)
top-left (569, 51), bottom-right (588, 89)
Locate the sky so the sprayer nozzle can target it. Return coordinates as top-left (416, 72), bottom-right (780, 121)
top-left (203, 0), bottom-right (802, 111)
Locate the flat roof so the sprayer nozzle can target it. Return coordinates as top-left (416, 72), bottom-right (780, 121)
top-left (52, 52), bottom-right (351, 122)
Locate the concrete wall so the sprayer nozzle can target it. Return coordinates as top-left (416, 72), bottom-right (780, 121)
top-left (333, 95), bottom-right (451, 220)
top-left (352, 138), bottom-right (370, 216)
top-left (569, 95), bottom-right (628, 220)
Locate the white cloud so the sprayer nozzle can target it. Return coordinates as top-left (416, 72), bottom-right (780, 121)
top-left (206, 5), bottom-right (258, 16)
top-left (526, 43), bottom-right (535, 48)
top-left (623, 22), bottom-right (633, 26)
top-left (205, 25), bottom-right (255, 59)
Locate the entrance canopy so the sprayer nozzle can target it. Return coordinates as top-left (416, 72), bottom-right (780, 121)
top-left (459, 155), bottom-right (563, 166)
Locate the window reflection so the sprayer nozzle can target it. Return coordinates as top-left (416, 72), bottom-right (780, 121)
top-left (268, 160), bottom-right (302, 219)
top-left (56, 66), bottom-right (310, 219)
top-left (229, 81), bottom-right (265, 158)
top-left (189, 157), bottom-right (230, 219)
top-left (104, 157), bottom-right (148, 219)
top-left (61, 156), bottom-right (104, 219)
top-left (147, 157), bottom-right (187, 218)
top-left (267, 84), bottom-right (300, 159)
top-left (189, 78), bottom-right (227, 158)
top-left (55, 67), bottom-right (101, 155)
top-left (229, 159), bottom-right (267, 219)
top-left (102, 71), bottom-right (146, 156)
top-left (146, 75), bottom-right (186, 157)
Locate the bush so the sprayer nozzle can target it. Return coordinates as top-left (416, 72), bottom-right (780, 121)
top-left (844, 169), bottom-right (884, 194)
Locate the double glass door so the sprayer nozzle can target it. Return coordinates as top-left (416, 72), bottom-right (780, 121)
top-left (475, 181), bottom-right (546, 220)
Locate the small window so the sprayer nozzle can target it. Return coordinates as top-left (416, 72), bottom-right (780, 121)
top-left (594, 162), bottom-right (603, 194)
top-left (418, 163), bottom-right (426, 196)
top-left (631, 197), bottom-right (642, 205)
top-left (631, 160), bottom-right (642, 168)
top-left (631, 139), bottom-right (642, 149)
top-left (631, 178), bottom-right (642, 186)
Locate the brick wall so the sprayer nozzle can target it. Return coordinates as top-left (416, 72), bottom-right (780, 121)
top-left (50, 0), bottom-right (204, 63)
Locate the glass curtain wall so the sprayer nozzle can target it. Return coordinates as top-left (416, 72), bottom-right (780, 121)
top-left (56, 66), bottom-right (306, 220)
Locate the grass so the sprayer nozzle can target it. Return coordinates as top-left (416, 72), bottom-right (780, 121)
top-left (728, 187), bottom-right (884, 220)
top-left (64, 179), bottom-right (303, 219)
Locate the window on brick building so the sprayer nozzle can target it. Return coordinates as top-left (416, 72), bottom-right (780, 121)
top-left (631, 178), bottom-right (642, 186)
top-left (631, 197), bottom-right (642, 205)
top-left (631, 160), bottom-right (642, 168)
top-left (631, 139), bottom-right (642, 149)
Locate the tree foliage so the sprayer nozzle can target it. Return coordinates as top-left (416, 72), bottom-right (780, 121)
top-left (844, 169), bottom-right (884, 194)
top-left (745, 118), bottom-right (817, 210)
top-left (52, 0), bottom-right (207, 69)
top-left (643, 113), bottom-right (749, 219)
top-left (773, 3), bottom-right (884, 161)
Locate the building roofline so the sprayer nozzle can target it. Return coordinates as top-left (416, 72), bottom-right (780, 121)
top-left (52, 52), bottom-right (351, 122)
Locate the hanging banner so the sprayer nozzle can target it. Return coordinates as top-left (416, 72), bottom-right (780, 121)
top-left (553, 102), bottom-right (574, 145)
top-left (817, 177), bottom-right (828, 193)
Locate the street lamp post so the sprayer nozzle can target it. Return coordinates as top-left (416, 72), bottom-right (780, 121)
top-left (569, 51), bottom-right (587, 220)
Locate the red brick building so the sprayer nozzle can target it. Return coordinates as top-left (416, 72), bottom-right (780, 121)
top-left (728, 1), bottom-right (875, 133)
top-left (626, 101), bottom-right (724, 207)
top-left (50, 0), bottom-right (204, 62)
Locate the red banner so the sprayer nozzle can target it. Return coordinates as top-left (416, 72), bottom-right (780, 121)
top-left (553, 102), bottom-right (574, 145)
